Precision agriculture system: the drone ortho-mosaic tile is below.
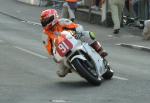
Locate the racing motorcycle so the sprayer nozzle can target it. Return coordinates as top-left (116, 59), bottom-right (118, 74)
top-left (53, 31), bottom-right (114, 85)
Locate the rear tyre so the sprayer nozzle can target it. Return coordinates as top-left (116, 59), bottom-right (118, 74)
top-left (102, 64), bottom-right (114, 80)
top-left (71, 58), bottom-right (102, 86)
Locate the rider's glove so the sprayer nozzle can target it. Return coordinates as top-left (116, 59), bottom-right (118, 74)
top-left (89, 32), bottom-right (96, 40)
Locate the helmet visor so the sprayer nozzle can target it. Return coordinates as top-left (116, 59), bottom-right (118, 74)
top-left (41, 15), bottom-right (54, 27)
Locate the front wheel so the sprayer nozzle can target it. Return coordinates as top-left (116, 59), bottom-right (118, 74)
top-left (71, 58), bottom-right (102, 86)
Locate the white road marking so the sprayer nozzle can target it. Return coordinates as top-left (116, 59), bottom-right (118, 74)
top-left (116, 43), bottom-right (145, 48)
top-left (21, 20), bottom-right (41, 26)
top-left (113, 76), bottom-right (128, 81)
top-left (50, 99), bottom-right (70, 103)
top-left (14, 46), bottom-right (48, 59)
top-left (116, 43), bottom-right (150, 52)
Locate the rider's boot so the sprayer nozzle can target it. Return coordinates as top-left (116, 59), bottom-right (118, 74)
top-left (56, 65), bottom-right (72, 77)
top-left (90, 41), bottom-right (108, 58)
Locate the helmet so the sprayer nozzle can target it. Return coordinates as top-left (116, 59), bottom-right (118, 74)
top-left (40, 9), bottom-right (59, 28)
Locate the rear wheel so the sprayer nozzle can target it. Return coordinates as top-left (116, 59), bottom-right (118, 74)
top-left (102, 60), bottom-right (114, 80)
top-left (71, 58), bottom-right (102, 86)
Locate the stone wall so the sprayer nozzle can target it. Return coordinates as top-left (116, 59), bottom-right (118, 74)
top-left (17, 0), bottom-right (47, 6)
top-left (17, 0), bottom-right (92, 7)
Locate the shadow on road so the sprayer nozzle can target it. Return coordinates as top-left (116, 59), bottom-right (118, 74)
top-left (54, 79), bottom-right (112, 89)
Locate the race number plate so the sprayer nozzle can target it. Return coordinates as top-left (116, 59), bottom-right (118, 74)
top-left (56, 37), bottom-right (73, 57)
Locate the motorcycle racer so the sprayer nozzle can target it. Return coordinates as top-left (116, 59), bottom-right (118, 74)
top-left (40, 9), bottom-right (108, 77)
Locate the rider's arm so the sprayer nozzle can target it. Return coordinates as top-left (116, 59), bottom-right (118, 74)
top-left (59, 18), bottom-right (78, 30)
top-left (42, 33), bottom-right (53, 55)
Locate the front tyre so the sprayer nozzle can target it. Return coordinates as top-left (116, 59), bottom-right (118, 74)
top-left (71, 58), bottom-right (102, 86)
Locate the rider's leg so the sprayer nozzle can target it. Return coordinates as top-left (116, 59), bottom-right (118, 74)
top-left (56, 63), bottom-right (71, 77)
top-left (90, 41), bottom-right (108, 58)
top-left (79, 31), bottom-right (108, 58)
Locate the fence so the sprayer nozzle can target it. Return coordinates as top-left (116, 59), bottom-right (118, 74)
top-left (123, 0), bottom-right (150, 20)
top-left (139, 0), bottom-right (150, 19)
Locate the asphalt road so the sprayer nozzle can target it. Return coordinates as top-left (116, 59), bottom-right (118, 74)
top-left (0, 0), bottom-right (150, 103)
